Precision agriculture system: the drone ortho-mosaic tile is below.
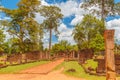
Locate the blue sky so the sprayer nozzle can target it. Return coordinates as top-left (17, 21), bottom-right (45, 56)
top-left (1, 0), bottom-right (19, 9)
top-left (115, 0), bottom-right (120, 3)
top-left (1, 0), bottom-right (120, 21)
top-left (0, 0), bottom-right (120, 47)
top-left (1, 0), bottom-right (119, 11)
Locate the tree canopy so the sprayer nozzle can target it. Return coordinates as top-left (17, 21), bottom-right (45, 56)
top-left (0, 29), bottom-right (5, 52)
top-left (89, 34), bottom-right (105, 54)
top-left (81, 0), bottom-right (119, 20)
top-left (52, 40), bottom-right (78, 54)
top-left (0, 0), bottom-right (43, 53)
top-left (39, 5), bottom-right (63, 51)
top-left (73, 15), bottom-right (105, 53)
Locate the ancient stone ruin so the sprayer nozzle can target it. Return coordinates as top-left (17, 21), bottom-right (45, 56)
top-left (115, 55), bottom-right (120, 74)
top-left (96, 58), bottom-right (105, 74)
top-left (96, 55), bottom-right (120, 75)
top-left (6, 51), bottom-right (50, 65)
top-left (65, 51), bottom-right (79, 61)
top-left (78, 49), bottom-right (94, 64)
top-left (104, 30), bottom-right (116, 80)
top-left (7, 53), bottom-right (22, 64)
top-left (25, 51), bottom-right (40, 62)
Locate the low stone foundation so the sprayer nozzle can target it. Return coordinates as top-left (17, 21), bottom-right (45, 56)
top-left (95, 55), bottom-right (120, 75)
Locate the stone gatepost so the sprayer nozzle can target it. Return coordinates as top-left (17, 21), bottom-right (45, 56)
top-left (104, 30), bottom-right (116, 80)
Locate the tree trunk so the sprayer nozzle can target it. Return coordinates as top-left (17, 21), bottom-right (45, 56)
top-left (20, 34), bottom-right (24, 54)
top-left (49, 29), bottom-right (52, 53)
top-left (101, 0), bottom-right (105, 20)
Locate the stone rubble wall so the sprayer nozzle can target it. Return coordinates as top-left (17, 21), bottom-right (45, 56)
top-left (6, 51), bottom-right (50, 65)
top-left (78, 49), bottom-right (94, 64)
top-left (96, 54), bottom-right (120, 74)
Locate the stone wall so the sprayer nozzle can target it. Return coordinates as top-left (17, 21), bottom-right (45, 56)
top-left (7, 54), bottom-right (22, 64)
top-left (78, 49), bottom-right (94, 64)
top-left (95, 59), bottom-right (106, 73)
top-left (40, 51), bottom-right (49, 60)
top-left (96, 55), bottom-right (120, 74)
top-left (64, 51), bottom-right (79, 61)
top-left (115, 55), bottom-right (120, 74)
top-left (6, 51), bottom-right (50, 64)
top-left (25, 51), bottom-right (40, 61)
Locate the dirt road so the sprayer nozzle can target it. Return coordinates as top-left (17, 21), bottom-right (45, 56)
top-left (20, 58), bottom-right (64, 74)
top-left (0, 58), bottom-right (85, 80)
top-left (0, 68), bottom-right (85, 80)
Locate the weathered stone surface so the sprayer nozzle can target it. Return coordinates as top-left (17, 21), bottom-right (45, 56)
top-left (106, 49), bottom-right (115, 71)
top-left (40, 52), bottom-right (49, 60)
top-left (25, 51), bottom-right (40, 61)
top-left (115, 65), bottom-right (120, 70)
top-left (96, 55), bottom-right (120, 74)
top-left (78, 49), bottom-right (93, 64)
top-left (106, 71), bottom-right (116, 80)
top-left (96, 59), bottom-right (106, 73)
top-left (104, 30), bottom-right (116, 80)
top-left (63, 51), bottom-right (79, 61)
top-left (7, 51), bottom-right (50, 64)
top-left (115, 55), bottom-right (120, 60)
top-left (7, 54), bottom-right (22, 64)
top-left (115, 60), bottom-right (120, 65)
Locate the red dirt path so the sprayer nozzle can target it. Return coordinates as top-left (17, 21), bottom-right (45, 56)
top-left (20, 58), bottom-right (64, 74)
top-left (0, 58), bottom-right (85, 80)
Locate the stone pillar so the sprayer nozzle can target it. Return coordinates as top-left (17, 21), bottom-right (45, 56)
top-left (104, 30), bottom-right (116, 80)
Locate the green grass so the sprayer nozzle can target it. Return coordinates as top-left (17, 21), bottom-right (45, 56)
top-left (64, 61), bottom-right (105, 80)
top-left (54, 61), bottom-right (105, 80)
top-left (0, 61), bottom-right (50, 73)
top-left (83, 59), bottom-right (98, 69)
top-left (60, 61), bottom-right (120, 80)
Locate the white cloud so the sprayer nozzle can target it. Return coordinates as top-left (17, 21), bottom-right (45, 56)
top-left (4, 31), bottom-right (12, 41)
top-left (42, 31), bottom-right (49, 48)
top-left (34, 13), bottom-right (45, 24)
top-left (58, 23), bottom-right (76, 45)
top-left (41, 1), bottom-right (84, 47)
top-left (34, 0), bottom-right (49, 24)
top-left (71, 15), bottom-right (83, 25)
top-left (42, 31), bottom-right (59, 48)
top-left (107, 19), bottom-right (120, 29)
top-left (43, 41), bottom-right (58, 49)
top-left (42, 23), bottom-right (76, 48)
top-left (55, 1), bottom-right (87, 25)
top-left (0, 25), bottom-right (12, 41)
top-left (38, 0), bottom-right (79, 47)
top-left (41, 0), bottom-right (49, 6)
top-left (71, 3), bottom-right (102, 25)
top-left (56, 1), bottom-right (79, 17)
top-left (0, 16), bottom-right (11, 20)
top-left (107, 19), bottom-right (120, 40)
top-left (43, 23), bottom-right (76, 48)
top-left (35, 0), bottom-right (120, 47)
top-left (36, 0), bottom-right (84, 47)
top-left (58, 23), bottom-right (67, 32)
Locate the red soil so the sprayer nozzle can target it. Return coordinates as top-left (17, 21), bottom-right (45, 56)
top-left (0, 58), bottom-right (85, 80)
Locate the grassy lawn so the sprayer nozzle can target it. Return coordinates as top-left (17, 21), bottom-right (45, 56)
top-left (54, 61), bottom-right (105, 80)
top-left (83, 59), bottom-right (98, 69)
top-left (0, 61), bottom-right (50, 74)
top-left (54, 61), bottom-right (120, 80)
